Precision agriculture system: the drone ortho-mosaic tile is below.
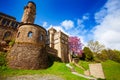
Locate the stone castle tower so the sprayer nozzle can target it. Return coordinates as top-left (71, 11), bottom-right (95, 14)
top-left (21, 1), bottom-right (36, 23)
top-left (48, 28), bottom-right (69, 63)
top-left (7, 1), bottom-right (49, 69)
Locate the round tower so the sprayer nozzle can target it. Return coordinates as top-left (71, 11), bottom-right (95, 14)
top-left (21, 1), bottom-right (36, 23)
top-left (7, 2), bottom-right (49, 70)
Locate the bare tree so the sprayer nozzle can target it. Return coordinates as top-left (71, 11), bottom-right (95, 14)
top-left (87, 40), bottom-right (105, 53)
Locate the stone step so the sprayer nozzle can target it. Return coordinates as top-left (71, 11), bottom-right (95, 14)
top-left (89, 63), bottom-right (105, 79)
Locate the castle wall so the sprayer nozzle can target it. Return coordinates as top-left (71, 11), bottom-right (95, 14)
top-left (16, 24), bottom-right (46, 46)
top-left (7, 24), bottom-right (49, 69)
top-left (0, 12), bottom-right (19, 42)
top-left (0, 25), bottom-right (17, 42)
top-left (7, 43), bottom-right (49, 69)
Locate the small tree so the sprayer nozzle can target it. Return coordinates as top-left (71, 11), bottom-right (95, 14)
top-left (68, 36), bottom-right (83, 58)
top-left (87, 40), bottom-right (105, 54)
top-left (83, 47), bottom-right (94, 61)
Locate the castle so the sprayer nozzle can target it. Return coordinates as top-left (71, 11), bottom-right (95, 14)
top-left (0, 1), bottom-right (69, 69)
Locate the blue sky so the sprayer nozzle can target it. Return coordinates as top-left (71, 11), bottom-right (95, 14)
top-left (0, 0), bottom-right (120, 50)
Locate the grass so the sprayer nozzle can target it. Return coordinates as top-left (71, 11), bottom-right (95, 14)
top-left (78, 60), bottom-right (89, 70)
top-left (0, 62), bottom-right (88, 80)
top-left (73, 60), bottom-right (120, 80)
top-left (70, 63), bottom-right (84, 74)
top-left (102, 60), bottom-right (120, 80)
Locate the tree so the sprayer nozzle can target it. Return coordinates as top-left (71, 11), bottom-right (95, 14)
top-left (87, 40), bottom-right (105, 54)
top-left (97, 49), bottom-right (120, 63)
top-left (68, 36), bottom-right (83, 58)
top-left (83, 47), bottom-right (94, 61)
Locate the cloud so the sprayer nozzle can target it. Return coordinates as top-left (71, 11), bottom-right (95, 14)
top-left (77, 19), bottom-right (84, 29)
top-left (42, 22), bottom-right (48, 28)
top-left (95, 8), bottom-right (107, 23)
top-left (82, 13), bottom-right (89, 20)
top-left (61, 20), bottom-right (74, 30)
top-left (93, 0), bottom-right (120, 50)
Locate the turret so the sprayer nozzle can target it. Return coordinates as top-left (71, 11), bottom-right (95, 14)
top-left (21, 1), bottom-right (36, 23)
top-left (48, 27), bottom-right (56, 48)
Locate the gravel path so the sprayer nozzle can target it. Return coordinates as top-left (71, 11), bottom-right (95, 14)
top-left (2, 75), bottom-right (64, 80)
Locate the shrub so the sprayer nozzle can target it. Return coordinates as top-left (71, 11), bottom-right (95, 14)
top-left (8, 40), bottom-right (15, 47)
top-left (0, 52), bottom-right (6, 66)
top-left (82, 47), bottom-right (94, 61)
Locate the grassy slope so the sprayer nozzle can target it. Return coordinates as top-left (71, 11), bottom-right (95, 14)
top-left (0, 62), bottom-right (88, 80)
top-left (102, 60), bottom-right (120, 80)
top-left (73, 60), bottom-right (120, 80)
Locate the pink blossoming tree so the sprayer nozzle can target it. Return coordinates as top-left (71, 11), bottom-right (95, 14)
top-left (68, 36), bottom-right (83, 58)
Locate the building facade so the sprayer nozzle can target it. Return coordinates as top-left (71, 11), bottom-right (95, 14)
top-left (0, 12), bottom-right (20, 42)
top-left (48, 28), bottom-right (69, 62)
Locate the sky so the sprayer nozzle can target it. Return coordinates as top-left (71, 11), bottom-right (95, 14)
top-left (0, 0), bottom-right (120, 50)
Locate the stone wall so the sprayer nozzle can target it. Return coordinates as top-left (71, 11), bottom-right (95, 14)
top-left (7, 43), bottom-right (49, 69)
top-left (16, 24), bottom-right (46, 46)
top-left (0, 25), bottom-right (17, 42)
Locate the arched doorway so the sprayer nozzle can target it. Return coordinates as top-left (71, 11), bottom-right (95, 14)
top-left (3, 31), bottom-right (12, 41)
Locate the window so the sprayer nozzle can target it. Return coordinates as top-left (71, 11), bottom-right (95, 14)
top-left (11, 22), bottom-right (15, 27)
top-left (0, 16), bottom-right (1, 19)
top-left (40, 34), bottom-right (43, 41)
top-left (3, 31), bottom-right (11, 40)
top-left (28, 31), bottom-right (33, 38)
top-left (17, 32), bottom-right (20, 38)
top-left (1, 19), bottom-right (7, 25)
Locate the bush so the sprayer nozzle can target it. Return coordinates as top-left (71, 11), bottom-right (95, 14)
top-left (8, 40), bottom-right (15, 46)
top-left (82, 47), bottom-right (94, 61)
top-left (0, 52), bottom-right (6, 66)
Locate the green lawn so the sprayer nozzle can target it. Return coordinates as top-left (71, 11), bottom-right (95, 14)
top-left (0, 62), bottom-right (88, 80)
top-left (1, 59), bottom-right (119, 80)
top-left (102, 60), bottom-right (120, 80)
top-left (78, 60), bottom-right (89, 70)
top-left (73, 60), bottom-right (120, 80)
top-left (70, 63), bottom-right (84, 74)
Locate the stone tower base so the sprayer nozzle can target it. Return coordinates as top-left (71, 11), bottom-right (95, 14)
top-left (7, 43), bottom-right (49, 70)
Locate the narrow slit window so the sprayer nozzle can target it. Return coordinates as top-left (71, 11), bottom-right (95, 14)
top-left (17, 32), bottom-right (20, 38)
top-left (40, 34), bottom-right (43, 41)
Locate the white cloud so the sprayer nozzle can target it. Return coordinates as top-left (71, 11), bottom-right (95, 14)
top-left (77, 19), bottom-right (84, 29)
top-left (95, 8), bottom-right (107, 23)
top-left (82, 13), bottom-right (89, 20)
top-left (42, 22), bottom-right (48, 28)
top-left (93, 0), bottom-right (120, 50)
top-left (61, 20), bottom-right (74, 30)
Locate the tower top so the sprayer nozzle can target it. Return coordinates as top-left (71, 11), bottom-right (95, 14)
top-left (21, 1), bottom-right (36, 24)
top-left (28, 1), bottom-right (36, 8)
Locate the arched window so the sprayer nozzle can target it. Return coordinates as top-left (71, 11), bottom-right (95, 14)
top-left (3, 31), bottom-right (12, 40)
top-left (17, 32), bottom-right (20, 38)
top-left (40, 34), bottom-right (43, 41)
top-left (28, 31), bottom-right (33, 38)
